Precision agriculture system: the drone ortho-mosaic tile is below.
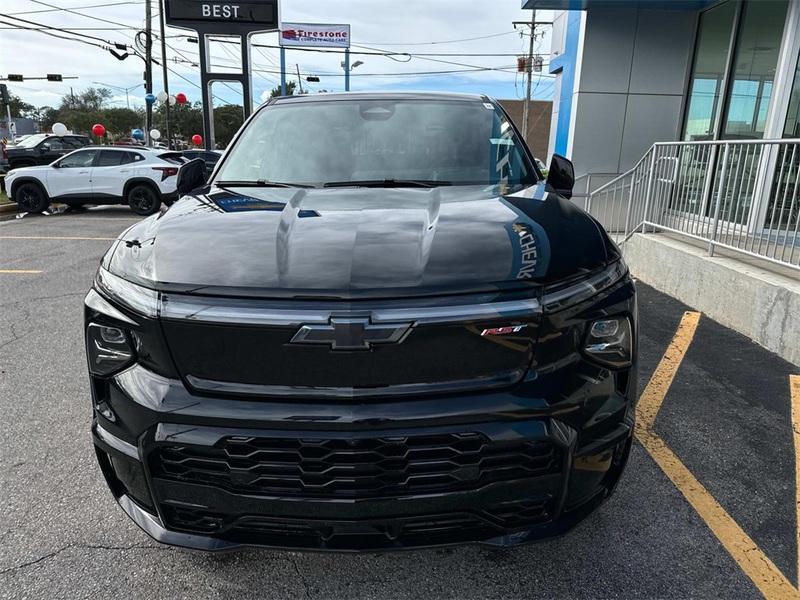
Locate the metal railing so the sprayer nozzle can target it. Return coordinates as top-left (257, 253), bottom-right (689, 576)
top-left (583, 139), bottom-right (800, 271)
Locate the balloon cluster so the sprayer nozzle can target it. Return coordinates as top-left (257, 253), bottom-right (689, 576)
top-left (154, 91), bottom-right (187, 106)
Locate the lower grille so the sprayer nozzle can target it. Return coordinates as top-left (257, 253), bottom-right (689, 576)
top-left (161, 497), bottom-right (554, 549)
top-left (151, 432), bottom-right (561, 499)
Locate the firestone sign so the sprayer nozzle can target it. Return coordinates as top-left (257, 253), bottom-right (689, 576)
top-left (279, 22), bottom-right (351, 49)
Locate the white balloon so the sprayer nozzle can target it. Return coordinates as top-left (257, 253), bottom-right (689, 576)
top-left (150, 129), bottom-right (161, 140)
top-left (157, 91), bottom-right (169, 103)
top-left (52, 122), bottom-right (68, 136)
top-left (168, 94), bottom-right (177, 106)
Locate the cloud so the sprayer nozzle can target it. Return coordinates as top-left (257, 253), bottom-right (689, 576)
top-left (1, 0), bottom-right (553, 107)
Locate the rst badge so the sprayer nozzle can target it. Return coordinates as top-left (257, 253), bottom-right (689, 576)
top-left (481, 325), bottom-right (527, 337)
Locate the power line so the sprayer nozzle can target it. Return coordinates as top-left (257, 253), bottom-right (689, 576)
top-left (0, 18), bottom-right (115, 51)
top-left (26, 0), bottom-right (141, 30)
top-left (356, 30), bottom-right (521, 46)
top-left (8, 1), bottom-right (144, 15)
top-left (0, 12), bottom-right (131, 47)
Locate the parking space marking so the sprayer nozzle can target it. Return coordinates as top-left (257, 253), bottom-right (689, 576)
top-left (636, 312), bottom-right (800, 600)
top-left (637, 311), bottom-right (701, 430)
top-left (791, 375), bottom-right (800, 587)
top-left (0, 235), bottom-right (116, 241)
top-left (0, 269), bottom-right (42, 274)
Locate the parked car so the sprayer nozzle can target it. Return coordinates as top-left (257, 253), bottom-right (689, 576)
top-left (181, 149), bottom-right (222, 176)
top-left (85, 92), bottom-right (636, 552)
top-left (5, 146), bottom-right (182, 215)
top-left (6, 133), bottom-right (91, 170)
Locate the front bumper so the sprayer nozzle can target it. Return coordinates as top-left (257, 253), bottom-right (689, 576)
top-left (91, 358), bottom-right (635, 552)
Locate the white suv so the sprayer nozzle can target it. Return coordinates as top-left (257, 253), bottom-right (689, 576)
top-left (5, 146), bottom-right (185, 215)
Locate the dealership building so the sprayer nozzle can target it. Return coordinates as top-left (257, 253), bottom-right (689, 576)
top-left (523, 0), bottom-right (800, 366)
top-left (524, 0), bottom-right (800, 177)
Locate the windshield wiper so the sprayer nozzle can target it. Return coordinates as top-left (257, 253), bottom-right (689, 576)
top-left (323, 179), bottom-right (452, 188)
top-left (216, 180), bottom-right (314, 188)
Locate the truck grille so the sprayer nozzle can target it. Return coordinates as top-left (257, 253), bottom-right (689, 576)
top-left (161, 496), bottom-right (555, 549)
top-left (152, 432), bottom-right (561, 499)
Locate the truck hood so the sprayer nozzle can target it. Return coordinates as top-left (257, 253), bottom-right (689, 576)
top-left (105, 183), bottom-right (611, 298)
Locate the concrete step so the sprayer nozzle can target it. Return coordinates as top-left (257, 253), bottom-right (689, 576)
top-left (621, 232), bottom-right (800, 366)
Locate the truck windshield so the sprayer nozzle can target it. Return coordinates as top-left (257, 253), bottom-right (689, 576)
top-left (215, 99), bottom-right (538, 189)
top-left (14, 134), bottom-right (49, 149)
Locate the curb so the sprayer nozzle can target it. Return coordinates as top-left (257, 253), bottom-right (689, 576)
top-left (0, 202), bottom-right (18, 214)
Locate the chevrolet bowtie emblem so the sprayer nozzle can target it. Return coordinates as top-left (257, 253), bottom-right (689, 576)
top-left (290, 318), bottom-right (412, 351)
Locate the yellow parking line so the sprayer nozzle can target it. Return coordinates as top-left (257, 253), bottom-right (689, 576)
top-left (638, 429), bottom-right (798, 599)
top-left (791, 375), bottom-right (800, 587)
top-left (0, 269), bottom-right (42, 274)
top-left (635, 312), bottom-right (800, 600)
top-left (0, 235), bottom-right (115, 241)
top-left (636, 310), bottom-right (701, 430)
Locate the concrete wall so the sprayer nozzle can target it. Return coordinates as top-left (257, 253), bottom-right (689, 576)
top-left (624, 233), bottom-right (800, 366)
top-left (551, 7), bottom-right (697, 179)
top-left (498, 99), bottom-right (553, 160)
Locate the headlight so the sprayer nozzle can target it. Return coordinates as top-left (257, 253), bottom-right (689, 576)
top-left (584, 316), bottom-right (632, 368)
top-left (542, 260), bottom-right (627, 313)
top-left (86, 323), bottom-right (135, 376)
top-left (94, 267), bottom-right (159, 318)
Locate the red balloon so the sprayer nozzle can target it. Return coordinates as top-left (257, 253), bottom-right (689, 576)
top-left (92, 123), bottom-right (106, 137)
top-left (191, 134), bottom-right (203, 146)
top-left (175, 92), bottom-right (187, 105)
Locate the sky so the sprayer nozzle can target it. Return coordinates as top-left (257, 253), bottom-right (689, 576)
top-left (0, 0), bottom-right (554, 111)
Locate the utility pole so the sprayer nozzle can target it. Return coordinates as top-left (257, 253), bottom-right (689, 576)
top-left (296, 64), bottom-right (304, 94)
top-left (159, 2), bottom-right (171, 148)
top-left (521, 8), bottom-right (536, 143)
top-left (144, 0), bottom-right (153, 146)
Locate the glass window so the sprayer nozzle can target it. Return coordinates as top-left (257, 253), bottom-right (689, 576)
top-left (216, 100), bottom-right (536, 189)
top-left (783, 58), bottom-right (800, 137)
top-left (14, 134), bottom-right (48, 148)
top-left (58, 149), bottom-right (98, 168)
top-left (683, 1), bottom-right (737, 141)
top-left (46, 138), bottom-right (66, 151)
top-left (97, 151), bottom-right (124, 167)
top-left (721, 0), bottom-right (788, 139)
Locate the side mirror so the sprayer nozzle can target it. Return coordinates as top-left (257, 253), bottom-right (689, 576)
top-left (176, 158), bottom-right (208, 196)
top-left (40, 144), bottom-right (50, 153)
top-left (545, 154), bottom-right (575, 199)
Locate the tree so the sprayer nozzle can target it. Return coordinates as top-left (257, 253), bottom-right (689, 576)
top-left (6, 94), bottom-right (35, 119)
top-left (269, 81), bottom-right (296, 98)
top-left (59, 87), bottom-right (112, 111)
top-left (213, 104), bottom-right (245, 147)
top-left (152, 101), bottom-right (203, 143)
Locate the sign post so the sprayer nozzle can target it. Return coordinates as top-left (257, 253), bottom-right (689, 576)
top-left (164, 0), bottom-right (280, 149)
top-left (279, 23), bottom-right (351, 94)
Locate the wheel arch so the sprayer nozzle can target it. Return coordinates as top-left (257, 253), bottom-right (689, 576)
top-left (9, 176), bottom-right (48, 200)
top-left (123, 178), bottom-right (162, 200)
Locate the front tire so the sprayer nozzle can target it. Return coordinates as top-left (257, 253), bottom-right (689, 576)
top-left (15, 182), bottom-right (50, 213)
top-left (127, 184), bottom-right (161, 216)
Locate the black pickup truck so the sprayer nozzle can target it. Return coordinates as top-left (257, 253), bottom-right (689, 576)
top-left (6, 133), bottom-right (91, 170)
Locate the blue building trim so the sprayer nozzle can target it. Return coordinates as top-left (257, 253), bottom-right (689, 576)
top-left (549, 11), bottom-right (581, 157)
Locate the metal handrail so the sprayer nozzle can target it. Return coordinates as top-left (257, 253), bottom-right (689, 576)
top-left (583, 138), bottom-right (800, 272)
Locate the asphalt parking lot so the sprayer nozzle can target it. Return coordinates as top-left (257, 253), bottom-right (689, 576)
top-left (1, 207), bottom-right (799, 600)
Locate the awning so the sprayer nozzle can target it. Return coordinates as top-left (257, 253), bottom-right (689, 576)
top-left (522, 0), bottom-right (716, 9)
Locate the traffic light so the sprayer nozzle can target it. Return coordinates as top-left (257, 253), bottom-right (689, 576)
top-left (7, 74), bottom-right (23, 82)
top-left (0, 84), bottom-right (8, 106)
top-left (46, 74), bottom-right (63, 82)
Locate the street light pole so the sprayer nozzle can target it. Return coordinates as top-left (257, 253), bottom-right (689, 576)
top-left (92, 82), bottom-right (140, 110)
